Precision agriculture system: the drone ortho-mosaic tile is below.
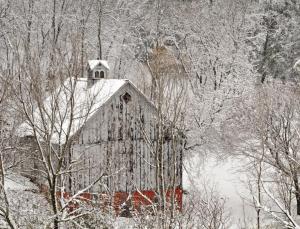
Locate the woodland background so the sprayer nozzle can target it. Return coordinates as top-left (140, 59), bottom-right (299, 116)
top-left (1, 0), bottom-right (300, 228)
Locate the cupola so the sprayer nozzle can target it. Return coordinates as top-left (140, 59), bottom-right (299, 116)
top-left (87, 59), bottom-right (109, 80)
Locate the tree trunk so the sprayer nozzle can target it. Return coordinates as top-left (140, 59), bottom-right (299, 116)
top-left (296, 191), bottom-right (300, 215)
top-left (293, 174), bottom-right (300, 215)
top-left (49, 176), bottom-right (59, 229)
top-left (97, 1), bottom-right (103, 59)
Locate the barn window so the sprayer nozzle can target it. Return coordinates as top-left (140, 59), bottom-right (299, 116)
top-left (121, 92), bottom-right (132, 104)
top-left (95, 71), bottom-right (100, 78)
top-left (100, 71), bottom-right (105, 78)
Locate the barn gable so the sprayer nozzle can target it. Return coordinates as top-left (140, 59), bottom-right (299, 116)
top-left (81, 80), bottom-right (157, 136)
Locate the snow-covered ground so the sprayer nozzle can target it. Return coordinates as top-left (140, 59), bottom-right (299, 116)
top-left (184, 153), bottom-right (257, 228)
top-left (1, 174), bottom-right (51, 228)
top-left (1, 159), bottom-right (278, 228)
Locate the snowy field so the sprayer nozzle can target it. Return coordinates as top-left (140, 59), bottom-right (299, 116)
top-left (184, 154), bottom-right (257, 228)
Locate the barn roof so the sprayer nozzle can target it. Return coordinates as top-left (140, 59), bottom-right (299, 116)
top-left (17, 78), bottom-right (151, 144)
top-left (88, 60), bottom-right (110, 70)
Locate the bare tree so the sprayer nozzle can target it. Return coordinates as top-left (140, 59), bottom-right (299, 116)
top-left (224, 83), bottom-right (300, 228)
top-left (0, 69), bottom-right (17, 229)
top-left (10, 36), bottom-right (112, 227)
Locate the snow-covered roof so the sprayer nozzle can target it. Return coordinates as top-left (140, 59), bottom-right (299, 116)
top-left (88, 60), bottom-right (110, 70)
top-left (17, 78), bottom-right (127, 144)
top-left (4, 174), bottom-right (38, 191)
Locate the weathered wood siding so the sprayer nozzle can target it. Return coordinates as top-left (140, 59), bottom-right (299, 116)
top-left (69, 83), bottom-right (182, 193)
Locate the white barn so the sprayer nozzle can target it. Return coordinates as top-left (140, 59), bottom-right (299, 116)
top-left (18, 60), bottom-right (183, 207)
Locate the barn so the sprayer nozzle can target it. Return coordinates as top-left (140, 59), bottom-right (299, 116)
top-left (18, 59), bottom-right (184, 212)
